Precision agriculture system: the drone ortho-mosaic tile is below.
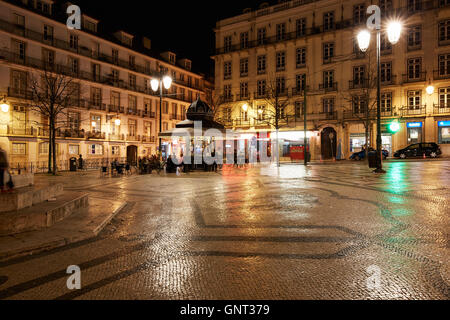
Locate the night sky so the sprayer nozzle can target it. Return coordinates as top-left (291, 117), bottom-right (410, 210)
top-left (69, 0), bottom-right (277, 78)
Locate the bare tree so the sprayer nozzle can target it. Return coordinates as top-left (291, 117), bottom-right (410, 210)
top-left (28, 68), bottom-right (80, 175)
top-left (341, 52), bottom-right (378, 160)
top-left (257, 75), bottom-right (295, 167)
top-left (206, 91), bottom-right (224, 122)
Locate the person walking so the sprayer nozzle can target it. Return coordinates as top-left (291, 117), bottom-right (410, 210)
top-left (0, 145), bottom-right (14, 192)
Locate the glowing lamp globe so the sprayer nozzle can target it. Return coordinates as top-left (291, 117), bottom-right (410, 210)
top-left (426, 85), bottom-right (435, 95)
top-left (242, 104), bottom-right (248, 112)
top-left (357, 30), bottom-right (371, 53)
top-left (150, 79), bottom-right (159, 92)
top-left (114, 119), bottom-right (121, 126)
top-left (387, 22), bottom-right (402, 45)
top-left (0, 102), bottom-right (9, 113)
top-left (162, 76), bottom-right (172, 90)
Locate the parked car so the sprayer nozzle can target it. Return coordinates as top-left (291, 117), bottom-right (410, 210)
top-left (393, 143), bottom-right (442, 159)
top-left (350, 148), bottom-right (389, 161)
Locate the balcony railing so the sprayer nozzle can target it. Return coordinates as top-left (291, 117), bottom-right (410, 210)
top-left (0, 17), bottom-right (203, 91)
top-left (292, 86), bottom-right (310, 96)
top-left (7, 87), bottom-right (34, 100)
top-left (381, 109), bottom-right (395, 117)
top-left (233, 119), bottom-right (251, 127)
top-left (108, 134), bottom-right (125, 141)
top-left (402, 72), bottom-right (427, 83)
top-left (87, 131), bottom-right (106, 140)
top-left (433, 70), bottom-right (450, 80)
top-left (0, 49), bottom-right (192, 106)
top-left (401, 105), bottom-right (427, 116)
top-left (349, 79), bottom-right (369, 90)
top-left (434, 104), bottom-right (450, 115)
top-left (142, 136), bottom-right (156, 143)
top-left (236, 94), bottom-right (251, 101)
top-left (381, 75), bottom-right (397, 86)
top-left (319, 111), bottom-right (338, 120)
top-left (319, 82), bottom-right (338, 92)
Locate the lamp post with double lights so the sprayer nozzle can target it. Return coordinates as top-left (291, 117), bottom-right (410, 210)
top-left (357, 5), bottom-right (402, 173)
top-left (151, 74), bottom-right (173, 159)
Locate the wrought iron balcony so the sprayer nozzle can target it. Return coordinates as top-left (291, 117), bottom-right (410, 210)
top-left (402, 72), bottom-right (426, 83)
top-left (433, 70), bottom-right (450, 80)
top-left (319, 82), bottom-right (338, 92)
top-left (400, 105), bottom-right (427, 116)
top-left (349, 79), bottom-right (369, 90)
top-left (434, 104), bottom-right (450, 115)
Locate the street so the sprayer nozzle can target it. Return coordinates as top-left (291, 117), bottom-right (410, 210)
top-left (0, 161), bottom-right (448, 300)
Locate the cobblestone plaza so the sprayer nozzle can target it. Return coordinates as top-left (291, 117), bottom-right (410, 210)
top-left (0, 160), bottom-right (448, 300)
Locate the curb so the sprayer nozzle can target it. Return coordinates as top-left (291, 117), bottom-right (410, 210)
top-left (0, 202), bottom-right (127, 262)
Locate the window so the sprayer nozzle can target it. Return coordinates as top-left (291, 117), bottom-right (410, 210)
top-left (128, 119), bottom-right (137, 137)
top-left (323, 70), bottom-right (335, 88)
top-left (42, 48), bottom-right (54, 68)
top-left (354, 4), bottom-right (365, 25)
top-left (439, 87), bottom-right (450, 107)
top-left (111, 91), bottom-right (120, 107)
top-left (123, 36), bottom-right (132, 47)
top-left (91, 87), bottom-right (102, 107)
top-left (408, 25), bottom-right (422, 50)
top-left (12, 143), bottom-right (26, 155)
top-left (439, 20), bottom-right (450, 44)
top-left (296, 74), bottom-right (306, 92)
top-left (407, 58), bottom-right (422, 79)
top-left (13, 13), bottom-right (25, 27)
top-left (92, 63), bottom-right (100, 81)
top-left (439, 54), bottom-right (450, 76)
top-left (68, 112), bottom-right (80, 131)
top-left (111, 69), bottom-right (119, 82)
top-left (323, 43), bottom-right (334, 63)
top-left (43, 25), bottom-right (53, 41)
top-left (276, 23), bottom-right (286, 41)
top-left (257, 28), bottom-right (267, 45)
top-left (440, 0), bottom-right (450, 7)
top-left (223, 85), bottom-right (232, 100)
top-left (257, 55), bottom-right (266, 74)
top-left (257, 105), bottom-right (266, 121)
top-left (296, 48), bottom-right (306, 68)
top-left (240, 32), bottom-right (249, 49)
top-left (84, 19), bottom-right (97, 33)
top-left (296, 18), bottom-right (306, 37)
top-left (89, 144), bottom-right (103, 155)
top-left (129, 55), bottom-right (135, 68)
top-left (69, 145), bottom-right (79, 155)
top-left (163, 122), bottom-right (168, 131)
top-left (381, 33), bottom-right (392, 53)
top-left (295, 101), bottom-right (304, 117)
top-left (12, 40), bottom-right (25, 60)
top-left (380, 0), bottom-right (393, 13)
top-left (128, 95), bottom-right (137, 113)
top-left (407, 0), bottom-right (422, 13)
top-left (408, 90), bottom-right (422, 109)
top-left (353, 66), bottom-right (366, 86)
top-left (224, 36), bottom-right (232, 52)
top-left (381, 92), bottom-right (392, 113)
top-left (323, 98), bottom-right (334, 113)
top-left (353, 96), bottom-right (367, 114)
top-left (163, 101), bottom-right (169, 114)
top-left (39, 142), bottom-right (49, 155)
top-left (323, 12), bottom-right (335, 31)
top-left (381, 62), bottom-right (392, 83)
top-left (240, 82), bottom-right (249, 99)
top-left (276, 77), bottom-right (286, 95)
top-left (111, 146), bottom-right (120, 156)
top-left (112, 49), bottom-right (119, 64)
top-left (276, 51), bottom-right (286, 71)
top-left (11, 70), bottom-right (27, 95)
top-left (91, 115), bottom-right (101, 133)
top-left (240, 58), bottom-right (248, 77)
top-left (224, 61), bottom-right (232, 80)
top-left (69, 34), bottom-right (78, 50)
top-left (129, 74), bottom-right (136, 89)
top-left (69, 57), bottom-right (79, 74)
top-left (257, 80), bottom-right (266, 97)
top-left (144, 121), bottom-right (152, 137)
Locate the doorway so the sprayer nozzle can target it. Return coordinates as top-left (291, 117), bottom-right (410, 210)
top-left (321, 127), bottom-right (337, 160)
top-left (127, 145), bottom-right (138, 166)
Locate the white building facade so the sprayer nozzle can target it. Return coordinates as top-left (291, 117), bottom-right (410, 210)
top-left (213, 0), bottom-right (450, 161)
top-left (0, 0), bottom-right (207, 171)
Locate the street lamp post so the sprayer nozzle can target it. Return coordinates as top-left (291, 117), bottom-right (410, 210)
top-left (151, 72), bottom-right (172, 159)
top-left (357, 5), bottom-right (402, 174)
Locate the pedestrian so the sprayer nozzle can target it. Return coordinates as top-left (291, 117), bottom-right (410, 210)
top-left (78, 154), bottom-right (84, 170)
top-left (0, 144), bottom-right (14, 193)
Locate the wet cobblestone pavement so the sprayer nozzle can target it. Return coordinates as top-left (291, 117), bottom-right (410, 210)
top-left (0, 161), bottom-right (448, 300)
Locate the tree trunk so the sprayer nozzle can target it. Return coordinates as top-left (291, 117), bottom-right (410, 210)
top-left (52, 126), bottom-right (57, 175)
top-left (48, 122), bottom-right (53, 174)
top-left (276, 128), bottom-right (280, 167)
top-left (364, 123), bottom-right (370, 161)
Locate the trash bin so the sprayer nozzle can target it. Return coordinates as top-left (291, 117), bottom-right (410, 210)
top-left (69, 157), bottom-right (77, 172)
top-left (368, 151), bottom-right (378, 169)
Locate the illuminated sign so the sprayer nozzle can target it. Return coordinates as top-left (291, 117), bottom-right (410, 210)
top-left (438, 121), bottom-right (450, 127)
top-left (407, 122), bottom-right (422, 128)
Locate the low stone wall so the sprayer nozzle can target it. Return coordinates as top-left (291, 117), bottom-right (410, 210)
top-left (0, 184), bottom-right (64, 213)
top-left (11, 174), bottom-right (34, 189)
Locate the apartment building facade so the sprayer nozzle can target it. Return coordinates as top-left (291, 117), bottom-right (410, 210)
top-left (213, 0), bottom-right (450, 160)
top-left (0, 0), bottom-right (206, 171)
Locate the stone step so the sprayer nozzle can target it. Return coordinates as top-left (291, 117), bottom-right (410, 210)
top-left (11, 174), bottom-right (34, 189)
top-left (0, 198), bottom-right (126, 260)
top-left (0, 183), bottom-right (64, 213)
top-left (0, 192), bottom-right (89, 236)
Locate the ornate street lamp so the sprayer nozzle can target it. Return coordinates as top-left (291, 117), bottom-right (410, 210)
top-left (357, 5), bottom-right (402, 174)
top-left (0, 97), bottom-right (9, 113)
top-left (151, 72), bottom-right (173, 159)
